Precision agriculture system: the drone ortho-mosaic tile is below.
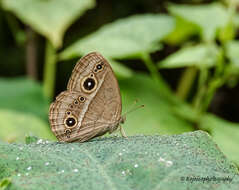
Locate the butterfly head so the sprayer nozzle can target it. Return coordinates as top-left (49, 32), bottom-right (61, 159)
top-left (120, 115), bottom-right (126, 124)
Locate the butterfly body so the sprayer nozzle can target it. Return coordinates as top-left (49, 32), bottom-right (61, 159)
top-left (49, 52), bottom-right (123, 142)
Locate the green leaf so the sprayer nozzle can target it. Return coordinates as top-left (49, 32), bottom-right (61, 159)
top-left (25, 136), bottom-right (39, 145)
top-left (119, 73), bottom-right (194, 135)
top-left (200, 114), bottom-right (239, 165)
top-left (234, 13), bottom-right (239, 27)
top-left (1, 0), bottom-right (96, 48)
top-left (168, 3), bottom-right (229, 41)
top-left (0, 131), bottom-right (238, 190)
top-left (0, 109), bottom-right (55, 142)
top-left (224, 41), bottom-right (239, 86)
top-left (0, 78), bottom-right (49, 120)
top-left (165, 16), bottom-right (200, 45)
top-left (0, 178), bottom-right (11, 190)
top-left (226, 40), bottom-right (239, 68)
top-left (169, 99), bottom-right (239, 165)
top-left (158, 44), bottom-right (220, 69)
top-left (108, 59), bottom-right (133, 79)
top-left (219, 21), bottom-right (235, 43)
top-left (60, 14), bottom-right (175, 60)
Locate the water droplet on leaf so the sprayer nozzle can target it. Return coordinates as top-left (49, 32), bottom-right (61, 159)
top-left (158, 157), bottom-right (165, 162)
top-left (37, 139), bottom-right (43, 144)
top-left (27, 166), bottom-right (32, 171)
top-left (73, 169), bottom-right (79, 172)
top-left (165, 160), bottom-right (173, 167)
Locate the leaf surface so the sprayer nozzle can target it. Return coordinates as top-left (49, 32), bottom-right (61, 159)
top-left (200, 114), bottom-right (239, 165)
top-left (0, 131), bottom-right (238, 190)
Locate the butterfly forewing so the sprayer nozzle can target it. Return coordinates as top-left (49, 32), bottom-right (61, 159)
top-left (49, 52), bottom-right (122, 142)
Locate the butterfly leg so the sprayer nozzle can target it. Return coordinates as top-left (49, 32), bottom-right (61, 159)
top-left (120, 125), bottom-right (127, 138)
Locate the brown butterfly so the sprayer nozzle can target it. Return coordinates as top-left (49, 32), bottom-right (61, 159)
top-left (49, 52), bottom-right (126, 142)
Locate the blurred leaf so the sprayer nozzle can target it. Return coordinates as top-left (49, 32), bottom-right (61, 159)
top-left (0, 178), bottom-right (11, 190)
top-left (0, 78), bottom-right (49, 120)
top-left (0, 109), bottom-right (55, 142)
top-left (0, 131), bottom-right (238, 190)
top-left (110, 59), bottom-right (133, 79)
top-left (168, 3), bottom-right (229, 41)
top-left (158, 44), bottom-right (220, 69)
top-left (25, 136), bottom-right (39, 145)
top-left (219, 21), bottom-right (235, 43)
top-left (119, 73), bottom-right (194, 135)
top-left (165, 16), bottom-right (200, 45)
top-left (1, 0), bottom-right (96, 48)
top-left (234, 13), bottom-right (239, 27)
top-left (224, 40), bottom-right (239, 86)
top-left (226, 40), bottom-right (239, 68)
top-left (171, 101), bottom-right (198, 122)
top-left (200, 114), bottom-right (239, 165)
top-left (60, 14), bottom-right (175, 60)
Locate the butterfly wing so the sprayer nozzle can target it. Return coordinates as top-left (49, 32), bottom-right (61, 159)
top-left (49, 52), bottom-right (122, 142)
top-left (49, 91), bottom-right (86, 141)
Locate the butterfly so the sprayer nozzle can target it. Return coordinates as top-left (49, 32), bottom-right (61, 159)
top-left (49, 52), bottom-right (126, 142)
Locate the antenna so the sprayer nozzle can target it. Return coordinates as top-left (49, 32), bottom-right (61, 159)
top-left (117, 99), bottom-right (144, 138)
top-left (119, 100), bottom-right (144, 137)
top-left (122, 99), bottom-right (144, 117)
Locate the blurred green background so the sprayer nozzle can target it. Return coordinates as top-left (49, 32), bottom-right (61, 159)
top-left (0, 0), bottom-right (239, 166)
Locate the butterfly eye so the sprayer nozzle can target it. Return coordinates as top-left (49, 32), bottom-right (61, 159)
top-left (66, 118), bottom-right (76, 126)
top-left (74, 100), bottom-right (79, 105)
top-left (65, 129), bottom-right (71, 138)
top-left (64, 115), bottom-right (77, 128)
top-left (83, 78), bottom-right (96, 91)
top-left (81, 74), bottom-right (98, 93)
top-left (79, 96), bottom-right (85, 102)
top-left (94, 63), bottom-right (104, 73)
top-left (96, 64), bottom-right (102, 70)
